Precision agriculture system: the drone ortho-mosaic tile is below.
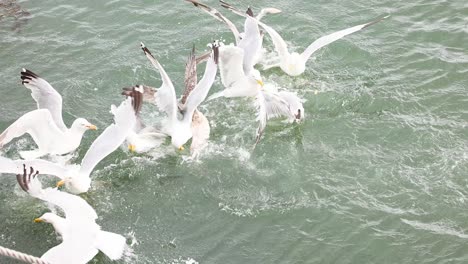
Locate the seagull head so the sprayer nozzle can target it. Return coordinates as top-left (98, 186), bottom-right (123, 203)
top-left (251, 69), bottom-right (264, 89)
top-left (56, 169), bottom-right (91, 194)
top-left (34, 212), bottom-right (60, 224)
top-left (171, 124), bottom-right (192, 152)
top-left (72, 118), bottom-right (97, 132)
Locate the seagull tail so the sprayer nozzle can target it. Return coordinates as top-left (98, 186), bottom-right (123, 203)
top-left (96, 230), bottom-right (126, 260)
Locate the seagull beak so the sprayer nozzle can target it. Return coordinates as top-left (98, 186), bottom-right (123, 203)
top-left (86, 124), bottom-right (97, 130)
top-left (56, 180), bottom-right (65, 188)
top-left (128, 144), bottom-right (136, 153)
top-left (34, 218), bottom-right (43, 223)
top-left (256, 79), bottom-right (264, 87)
top-left (178, 146), bottom-right (185, 151)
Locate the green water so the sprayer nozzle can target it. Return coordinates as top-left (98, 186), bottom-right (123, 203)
top-left (1, 0), bottom-right (468, 263)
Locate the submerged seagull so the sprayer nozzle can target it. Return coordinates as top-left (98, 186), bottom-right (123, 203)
top-left (0, 97), bottom-right (136, 194)
top-left (138, 42), bottom-right (218, 151)
top-left (0, 69), bottom-right (97, 159)
top-left (17, 167), bottom-right (126, 264)
top-left (225, 7), bottom-right (389, 76)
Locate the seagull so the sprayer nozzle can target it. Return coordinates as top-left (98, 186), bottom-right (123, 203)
top-left (207, 44), bottom-right (304, 144)
top-left (123, 45), bottom-right (212, 157)
top-left (0, 96), bottom-right (136, 194)
top-left (121, 85), bottom-right (166, 154)
top-left (207, 44), bottom-right (264, 100)
top-left (186, 0), bottom-right (281, 67)
top-left (139, 42), bottom-right (218, 151)
top-left (0, 69), bottom-right (97, 159)
top-left (16, 166), bottom-right (126, 264)
top-left (256, 16), bottom-right (388, 76)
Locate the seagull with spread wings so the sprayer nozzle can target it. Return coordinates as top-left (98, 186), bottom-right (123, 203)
top-left (123, 46), bottom-right (212, 157)
top-left (0, 69), bottom-right (97, 159)
top-left (0, 97), bottom-right (136, 194)
top-left (222, 9), bottom-right (388, 76)
top-left (137, 42), bottom-right (218, 152)
top-left (17, 166), bottom-right (126, 264)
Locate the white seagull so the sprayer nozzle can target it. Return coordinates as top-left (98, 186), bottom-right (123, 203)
top-left (139, 42), bottom-right (218, 151)
top-left (0, 97), bottom-right (136, 194)
top-left (255, 15), bottom-right (389, 76)
top-left (16, 167), bottom-right (126, 264)
top-left (0, 69), bottom-right (97, 159)
top-left (123, 46), bottom-right (212, 157)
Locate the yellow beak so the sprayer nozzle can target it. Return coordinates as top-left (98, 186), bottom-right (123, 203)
top-left (86, 124), bottom-right (97, 130)
top-left (34, 218), bottom-right (43, 223)
top-left (56, 180), bottom-right (65, 188)
top-left (128, 144), bottom-right (136, 153)
top-left (178, 146), bottom-right (185, 151)
top-left (256, 79), bottom-right (264, 87)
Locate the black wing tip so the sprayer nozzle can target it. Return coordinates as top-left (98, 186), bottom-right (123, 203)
top-left (140, 42), bottom-right (156, 59)
top-left (123, 85), bottom-right (144, 115)
top-left (16, 164), bottom-right (39, 192)
top-left (20, 68), bottom-right (39, 80)
top-left (212, 41), bottom-right (220, 64)
top-left (185, 0), bottom-right (201, 7)
top-left (246, 7), bottom-right (254, 17)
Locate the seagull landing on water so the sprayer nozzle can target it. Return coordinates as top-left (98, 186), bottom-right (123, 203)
top-left (0, 69), bottom-right (97, 159)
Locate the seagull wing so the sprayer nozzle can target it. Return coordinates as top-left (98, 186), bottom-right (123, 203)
top-left (20, 69), bottom-right (67, 131)
top-left (41, 242), bottom-right (98, 264)
top-left (263, 91), bottom-right (293, 120)
top-left (237, 14), bottom-right (262, 74)
top-left (180, 45), bottom-right (198, 106)
top-left (257, 20), bottom-right (290, 62)
top-left (0, 109), bottom-right (64, 150)
top-left (301, 16), bottom-right (388, 62)
top-left (79, 98), bottom-right (136, 177)
top-left (183, 44), bottom-right (219, 115)
top-left (218, 45), bottom-right (246, 88)
top-left (255, 7), bottom-right (281, 21)
top-left (140, 43), bottom-right (178, 121)
top-left (254, 91), bottom-right (267, 145)
top-left (186, 0), bottom-right (241, 44)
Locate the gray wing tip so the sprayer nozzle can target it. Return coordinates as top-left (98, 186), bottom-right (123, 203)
top-left (219, 0), bottom-right (231, 9)
top-left (363, 14), bottom-right (390, 29)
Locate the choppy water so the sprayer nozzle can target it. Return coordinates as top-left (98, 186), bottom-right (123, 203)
top-left (1, 0), bottom-right (468, 263)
